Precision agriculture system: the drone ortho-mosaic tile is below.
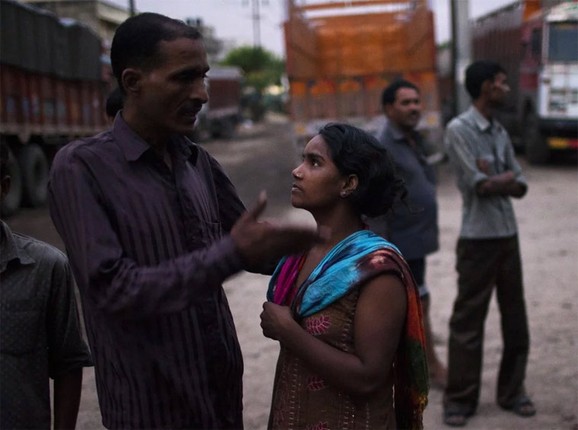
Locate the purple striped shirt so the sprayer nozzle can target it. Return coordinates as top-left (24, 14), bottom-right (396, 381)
top-left (48, 116), bottom-right (246, 429)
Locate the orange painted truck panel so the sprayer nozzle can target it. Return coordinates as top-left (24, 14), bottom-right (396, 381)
top-left (284, 0), bottom-right (441, 144)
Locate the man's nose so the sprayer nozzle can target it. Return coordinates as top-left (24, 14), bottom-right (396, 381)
top-left (191, 81), bottom-right (209, 104)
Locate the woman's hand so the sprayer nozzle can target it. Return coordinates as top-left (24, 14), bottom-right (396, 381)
top-left (260, 302), bottom-right (296, 341)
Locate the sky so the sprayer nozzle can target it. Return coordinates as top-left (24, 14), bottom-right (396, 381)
top-left (107, 0), bottom-right (516, 57)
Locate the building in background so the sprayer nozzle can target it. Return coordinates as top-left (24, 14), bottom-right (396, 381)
top-left (20, 0), bottom-right (128, 49)
top-left (21, 1), bottom-right (226, 63)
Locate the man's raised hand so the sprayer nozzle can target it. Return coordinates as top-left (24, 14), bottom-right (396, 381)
top-left (231, 191), bottom-right (328, 272)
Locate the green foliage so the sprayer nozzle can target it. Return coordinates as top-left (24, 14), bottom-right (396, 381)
top-left (221, 45), bottom-right (285, 93)
top-left (221, 45), bottom-right (285, 121)
top-left (437, 40), bottom-right (452, 50)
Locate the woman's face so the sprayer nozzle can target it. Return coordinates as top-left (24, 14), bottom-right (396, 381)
top-left (291, 134), bottom-right (346, 212)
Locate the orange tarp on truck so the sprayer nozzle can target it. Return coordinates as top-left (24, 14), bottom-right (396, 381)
top-left (285, 0), bottom-right (441, 142)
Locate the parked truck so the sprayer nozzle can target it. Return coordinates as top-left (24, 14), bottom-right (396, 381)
top-left (193, 66), bottom-right (243, 141)
top-left (0, 0), bottom-right (110, 216)
top-left (284, 0), bottom-right (442, 148)
top-left (0, 0), bottom-right (245, 216)
top-left (472, 0), bottom-right (578, 163)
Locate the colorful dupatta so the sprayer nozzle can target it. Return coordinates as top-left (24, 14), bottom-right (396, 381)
top-left (266, 229), bottom-right (429, 430)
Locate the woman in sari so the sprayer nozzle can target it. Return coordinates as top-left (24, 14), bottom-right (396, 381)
top-left (261, 123), bottom-right (429, 429)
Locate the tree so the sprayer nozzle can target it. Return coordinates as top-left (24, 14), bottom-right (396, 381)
top-left (221, 46), bottom-right (285, 121)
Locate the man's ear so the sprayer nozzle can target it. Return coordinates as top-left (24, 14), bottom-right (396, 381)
top-left (383, 103), bottom-right (392, 117)
top-left (121, 68), bottom-right (143, 95)
top-left (481, 79), bottom-right (493, 96)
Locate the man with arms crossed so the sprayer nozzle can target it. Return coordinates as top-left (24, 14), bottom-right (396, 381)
top-left (443, 60), bottom-right (535, 427)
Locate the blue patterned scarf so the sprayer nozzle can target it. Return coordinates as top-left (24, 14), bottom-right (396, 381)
top-left (267, 230), bottom-right (400, 317)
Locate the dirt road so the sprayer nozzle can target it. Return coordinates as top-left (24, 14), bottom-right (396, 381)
top-left (6, 115), bottom-right (578, 429)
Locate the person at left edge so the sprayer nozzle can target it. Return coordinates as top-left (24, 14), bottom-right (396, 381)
top-left (47, 13), bottom-right (323, 430)
top-left (1, 142), bottom-right (93, 430)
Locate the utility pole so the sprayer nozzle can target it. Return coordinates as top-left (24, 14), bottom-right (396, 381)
top-left (252, 0), bottom-right (261, 48)
top-left (128, 0), bottom-right (136, 17)
top-left (243, 0), bottom-right (267, 48)
top-left (451, 0), bottom-right (471, 115)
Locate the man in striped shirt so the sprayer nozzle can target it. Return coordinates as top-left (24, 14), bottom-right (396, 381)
top-left (48, 13), bottom-right (322, 429)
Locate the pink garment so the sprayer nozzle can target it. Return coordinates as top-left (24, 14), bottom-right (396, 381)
top-left (272, 255), bottom-right (305, 306)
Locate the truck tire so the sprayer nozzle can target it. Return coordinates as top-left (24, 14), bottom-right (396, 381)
top-left (524, 113), bottom-right (550, 165)
top-left (0, 147), bottom-right (23, 217)
top-left (220, 118), bottom-right (236, 140)
top-left (18, 143), bottom-right (49, 207)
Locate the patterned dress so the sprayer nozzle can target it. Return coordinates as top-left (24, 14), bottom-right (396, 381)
top-left (268, 287), bottom-right (396, 429)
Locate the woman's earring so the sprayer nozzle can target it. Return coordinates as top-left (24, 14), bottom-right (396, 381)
top-left (340, 192), bottom-right (348, 198)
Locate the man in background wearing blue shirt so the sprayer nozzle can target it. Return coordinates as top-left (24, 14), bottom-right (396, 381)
top-left (367, 79), bottom-right (447, 390)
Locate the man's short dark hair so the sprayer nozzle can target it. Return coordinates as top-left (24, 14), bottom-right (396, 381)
top-left (110, 13), bottom-right (202, 93)
top-left (465, 60), bottom-right (506, 100)
top-left (381, 79), bottom-right (419, 106)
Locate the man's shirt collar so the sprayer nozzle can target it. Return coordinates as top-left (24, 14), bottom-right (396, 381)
top-left (111, 114), bottom-right (199, 164)
top-left (467, 105), bottom-right (495, 133)
top-left (0, 221), bottom-right (35, 272)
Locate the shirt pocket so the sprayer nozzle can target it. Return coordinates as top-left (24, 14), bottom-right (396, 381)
top-left (0, 301), bottom-right (42, 355)
top-left (186, 217), bottom-right (223, 250)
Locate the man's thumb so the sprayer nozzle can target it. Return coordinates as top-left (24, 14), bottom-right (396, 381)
top-left (245, 190), bottom-right (267, 221)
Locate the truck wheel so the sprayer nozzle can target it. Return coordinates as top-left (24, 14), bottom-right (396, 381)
top-left (1, 147), bottom-right (23, 217)
top-left (210, 121), bottom-right (223, 139)
top-left (524, 113), bottom-right (550, 165)
top-left (18, 143), bottom-right (49, 207)
top-left (192, 124), bottom-right (210, 143)
top-left (220, 118), bottom-right (236, 140)
top-left (210, 119), bottom-right (236, 140)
